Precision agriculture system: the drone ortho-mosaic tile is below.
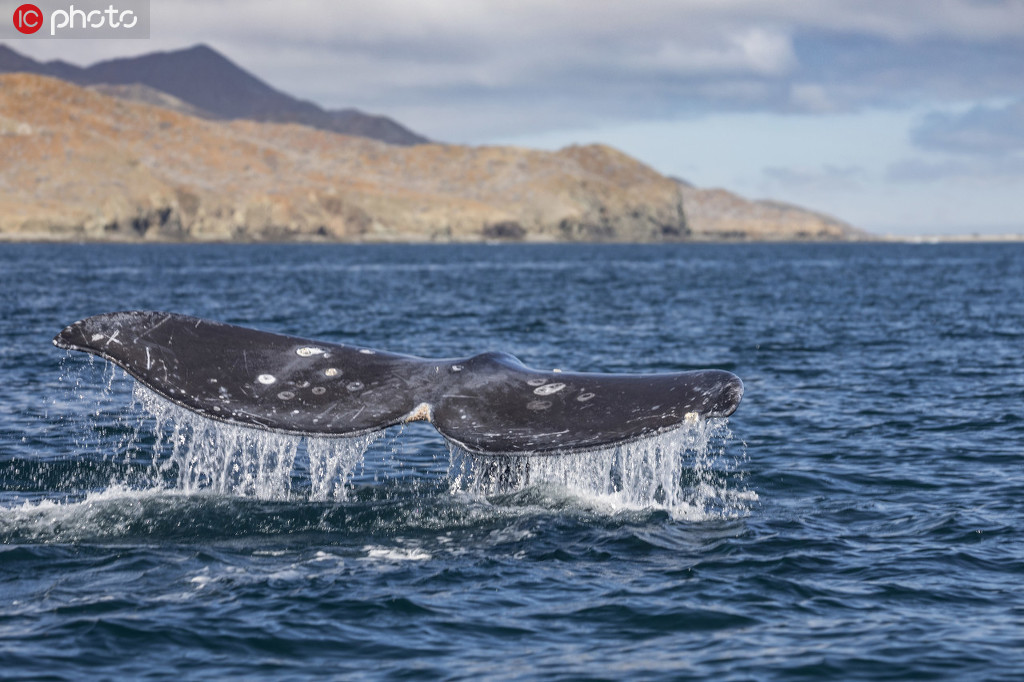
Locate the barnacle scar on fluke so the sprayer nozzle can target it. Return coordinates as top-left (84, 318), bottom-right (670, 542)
top-left (53, 311), bottom-right (744, 455)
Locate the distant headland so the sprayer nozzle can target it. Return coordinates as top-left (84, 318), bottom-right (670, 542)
top-left (0, 44), bottom-right (867, 243)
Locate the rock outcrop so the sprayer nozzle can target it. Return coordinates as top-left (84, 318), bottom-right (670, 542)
top-left (678, 185), bottom-right (864, 240)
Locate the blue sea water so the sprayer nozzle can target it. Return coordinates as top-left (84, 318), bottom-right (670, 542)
top-left (1, 242), bottom-right (1022, 680)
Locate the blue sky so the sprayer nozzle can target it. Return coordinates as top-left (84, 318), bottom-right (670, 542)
top-left (9, 0), bottom-right (1024, 235)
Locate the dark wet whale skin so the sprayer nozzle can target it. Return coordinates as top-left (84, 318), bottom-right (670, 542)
top-left (54, 311), bottom-right (743, 454)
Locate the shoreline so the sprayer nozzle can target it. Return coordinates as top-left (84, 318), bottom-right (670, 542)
top-left (2, 234), bottom-right (1023, 245)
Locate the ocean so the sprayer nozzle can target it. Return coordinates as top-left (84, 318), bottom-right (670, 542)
top-left (1, 242), bottom-right (1022, 680)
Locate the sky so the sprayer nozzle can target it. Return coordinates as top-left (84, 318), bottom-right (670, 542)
top-left (6, 0), bottom-right (1024, 235)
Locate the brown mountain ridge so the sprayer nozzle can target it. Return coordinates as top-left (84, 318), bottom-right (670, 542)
top-left (0, 72), bottom-right (864, 243)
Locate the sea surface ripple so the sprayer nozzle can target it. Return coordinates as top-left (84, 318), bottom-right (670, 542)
top-left (1, 243), bottom-right (1022, 680)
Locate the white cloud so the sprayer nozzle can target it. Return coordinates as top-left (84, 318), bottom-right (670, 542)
top-left (620, 27), bottom-right (796, 76)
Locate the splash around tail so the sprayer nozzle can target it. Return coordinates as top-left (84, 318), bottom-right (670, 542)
top-left (134, 382), bottom-right (753, 520)
top-left (48, 311), bottom-right (751, 520)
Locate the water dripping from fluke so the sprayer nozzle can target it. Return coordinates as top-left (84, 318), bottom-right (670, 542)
top-left (446, 418), bottom-right (756, 522)
top-left (41, 364), bottom-right (754, 522)
top-left (135, 384), bottom-right (380, 502)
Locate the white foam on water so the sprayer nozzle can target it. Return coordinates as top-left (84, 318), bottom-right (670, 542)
top-left (0, 485), bottom-right (187, 543)
top-left (362, 545), bottom-right (432, 562)
top-left (447, 417), bottom-right (755, 521)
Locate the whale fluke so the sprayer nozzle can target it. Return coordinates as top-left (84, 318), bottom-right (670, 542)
top-left (53, 311), bottom-right (743, 455)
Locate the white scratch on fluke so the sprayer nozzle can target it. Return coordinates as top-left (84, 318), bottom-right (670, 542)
top-left (533, 382), bottom-right (566, 396)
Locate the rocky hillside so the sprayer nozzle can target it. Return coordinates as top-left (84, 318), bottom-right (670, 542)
top-left (0, 74), bottom-right (864, 243)
top-left (678, 185), bottom-right (863, 240)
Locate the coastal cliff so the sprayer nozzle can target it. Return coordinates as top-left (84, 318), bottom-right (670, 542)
top-left (0, 74), bottom-right (863, 243)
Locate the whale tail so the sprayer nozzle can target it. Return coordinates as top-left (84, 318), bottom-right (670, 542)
top-left (54, 311), bottom-right (743, 455)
